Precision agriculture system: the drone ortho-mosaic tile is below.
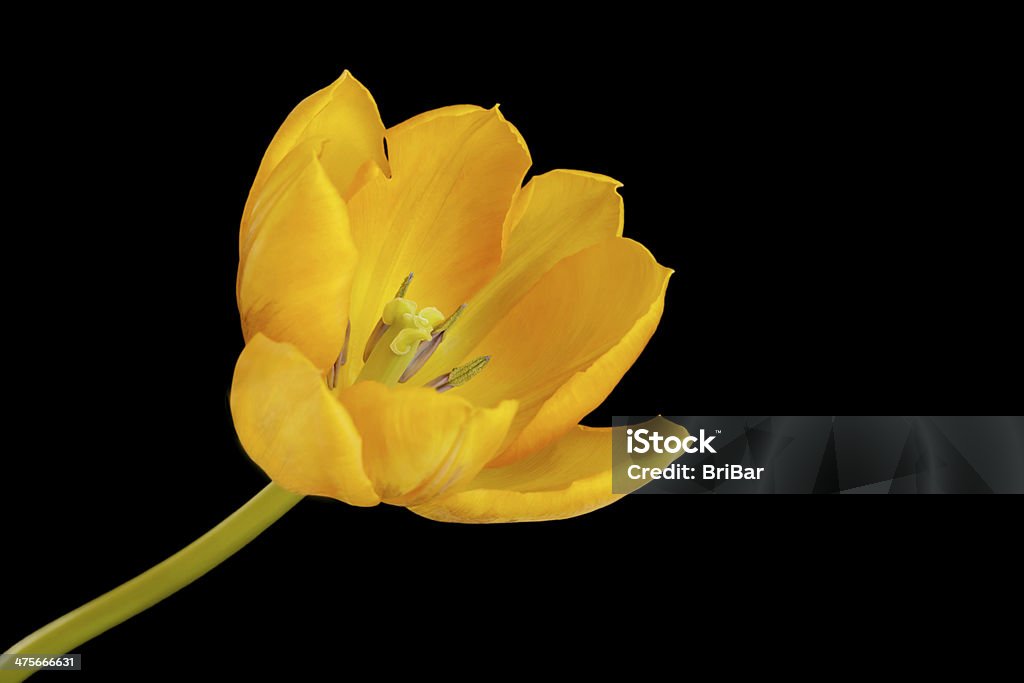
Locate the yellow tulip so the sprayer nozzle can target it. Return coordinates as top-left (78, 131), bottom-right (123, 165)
top-left (2, 72), bottom-right (670, 677)
top-left (231, 71), bottom-right (671, 522)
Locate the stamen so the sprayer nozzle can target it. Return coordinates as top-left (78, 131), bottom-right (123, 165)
top-left (395, 272), bottom-right (414, 298)
top-left (363, 319), bottom-right (387, 362)
top-left (339, 320), bottom-right (351, 366)
top-left (425, 356), bottom-right (491, 393)
top-left (423, 373), bottom-right (449, 391)
top-left (434, 303), bottom-right (466, 334)
top-left (398, 330), bottom-right (444, 383)
top-left (449, 356), bottom-right (491, 386)
top-left (326, 321), bottom-right (351, 390)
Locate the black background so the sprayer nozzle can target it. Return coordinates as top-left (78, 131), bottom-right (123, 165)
top-left (4, 32), bottom-right (1018, 679)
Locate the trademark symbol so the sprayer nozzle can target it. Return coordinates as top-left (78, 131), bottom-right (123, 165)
top-left (716, 429), bottom-right (723, 434)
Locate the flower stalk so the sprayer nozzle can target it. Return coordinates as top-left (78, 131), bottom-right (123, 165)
top-left (1, 484), bottom-right (301, 681)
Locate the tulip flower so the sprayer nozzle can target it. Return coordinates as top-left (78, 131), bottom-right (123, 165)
top-left (2, 71), bottom-right (670, 678)
top-left (234, 70), bottom-right (670, 521)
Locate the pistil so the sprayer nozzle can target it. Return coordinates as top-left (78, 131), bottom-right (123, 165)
top-left (363, 272), bottom-right (414, 362)
top-left (341, 275), bottom-right (489, 391)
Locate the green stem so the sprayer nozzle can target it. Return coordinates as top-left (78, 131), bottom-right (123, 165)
top-left (1, 483), bottom-right (302, 681)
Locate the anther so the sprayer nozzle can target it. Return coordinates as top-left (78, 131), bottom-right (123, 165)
top-left (424, 356), bottom-right (491, 393)
top-left (449, 356), bottom-right (490, 386)
top-left (434, 304), bottom-right (466, 334)
top-left (395, 272), bottom-right (414, 298)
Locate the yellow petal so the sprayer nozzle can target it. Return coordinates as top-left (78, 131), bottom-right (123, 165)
top-left (410, 426), bottom-right (618, 523)
top-left (342, 106), bottom-right (531, 385)
top-left (422, 169), bottom-right (625, 379)
top-left (337, 382), bottom-right (517, 506)
top-left (230, 334), bottom-right (378, 506)
top-left (237, 145), bottom-right (357, 370)
top-left (240, 71), bottom-right (387, 252)
top-left (453, 238), bottom-right (671, 466)
top-left (392, 104), bottom-right (486, 127)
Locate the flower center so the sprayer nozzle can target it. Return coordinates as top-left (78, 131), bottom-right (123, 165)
top-left (327, 273), bottom-right (489, 392)
top-left (358, 296), bottom-right (442, 385)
